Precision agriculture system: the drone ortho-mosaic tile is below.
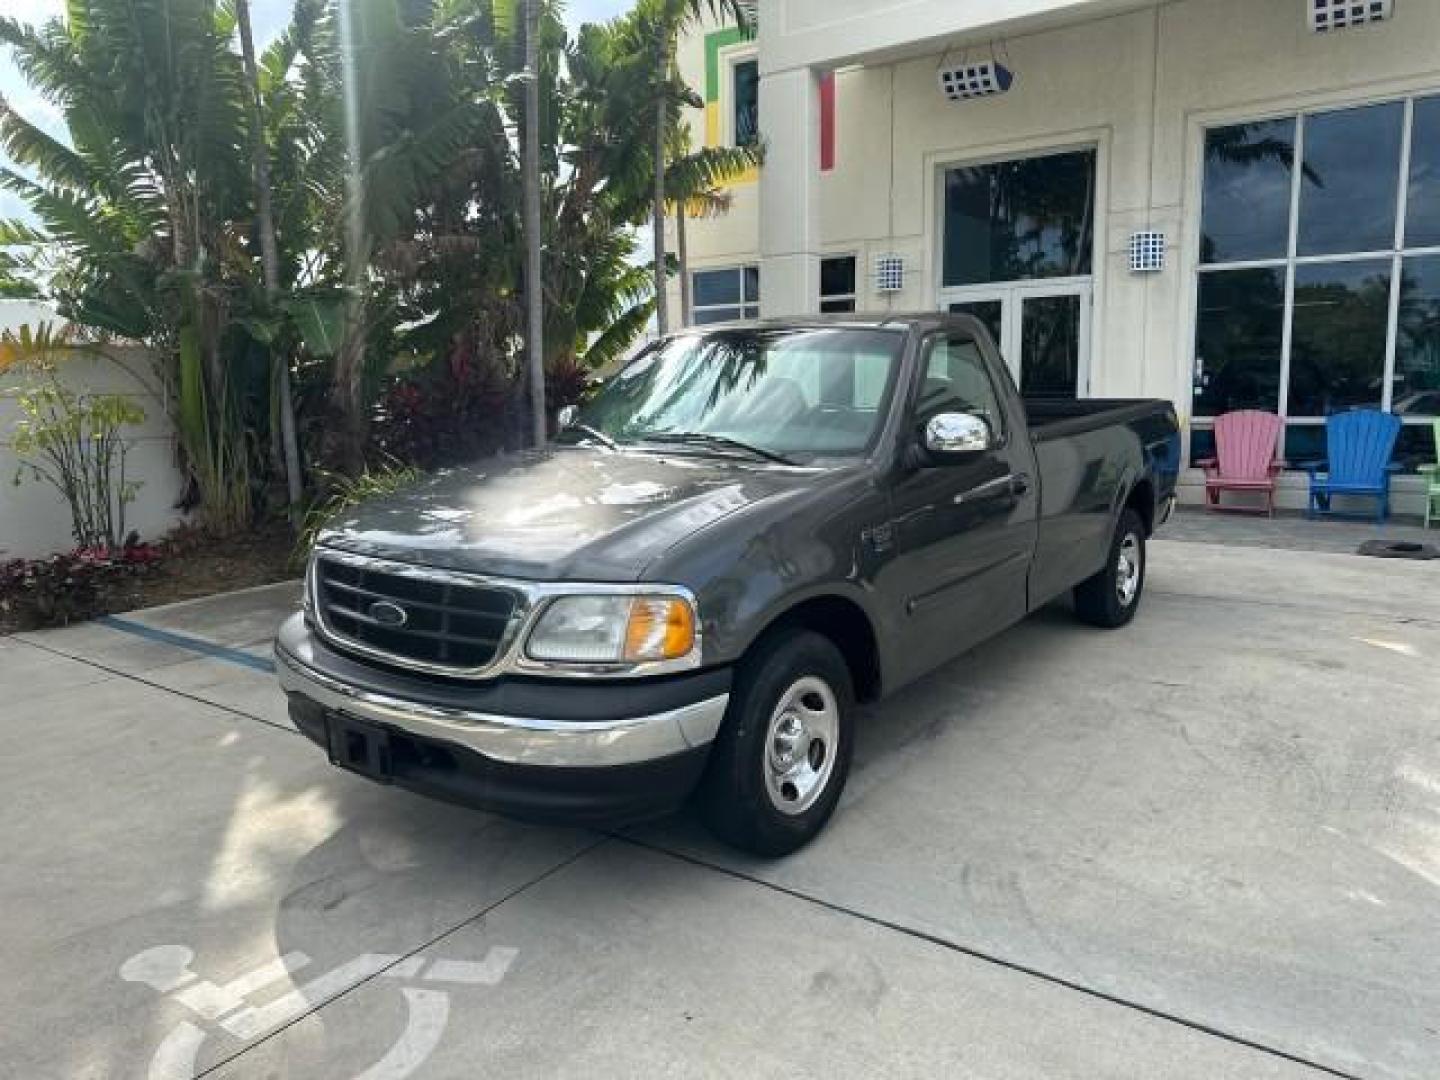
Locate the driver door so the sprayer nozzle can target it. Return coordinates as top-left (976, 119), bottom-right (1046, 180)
top-left (888, 330), bottom-right (1038, 682)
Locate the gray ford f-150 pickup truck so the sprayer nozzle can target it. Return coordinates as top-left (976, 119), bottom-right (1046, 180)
top-left (277, 314), bottom-right (1180, 854)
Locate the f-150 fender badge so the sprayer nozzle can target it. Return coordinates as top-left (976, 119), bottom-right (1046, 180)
top-left (861, 522), bottom-right (895, 555)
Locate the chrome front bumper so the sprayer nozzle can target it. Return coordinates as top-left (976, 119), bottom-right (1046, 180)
top-left (274, 615), bottom-right (728, 769)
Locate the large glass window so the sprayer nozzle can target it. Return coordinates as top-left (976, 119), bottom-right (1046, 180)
top-left (1296, 103), bottom-right (1403, 256)
top-left (1200, 119), bottom-right (1295, 263)
top-left (1194, 268), bottom-right (1285, 414)
top-left (941, 150), bottom-right (1095, 286)
top-left (1287, 260), bottom-right (1392, 416)
top-left (1395, 255), bottom-right (1440, 417)
top-left (1193, 96), bottom-right (1440, 473)
top-left (1405, 98), bottom-right (1440, 248)
top-left (692, 265), bottom-right (759, 324)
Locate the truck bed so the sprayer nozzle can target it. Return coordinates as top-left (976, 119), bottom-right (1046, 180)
top-left (1023, 398), bottom-right (1176, 443)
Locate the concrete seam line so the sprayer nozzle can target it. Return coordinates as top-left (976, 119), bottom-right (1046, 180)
top-left (191, 834), bottom-right (610, 1078)
top-left (12, 635), bottom-right (297, 738)
top-left (615, 834), bottom-right (1364, 1080)
top-left (1148, 588), bottom-right (1440, 627)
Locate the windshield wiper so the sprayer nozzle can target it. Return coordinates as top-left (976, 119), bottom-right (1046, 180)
top-left (641, 432), bottom-right (798, 466)
top-left (564, 422), bottom-right (619, 451)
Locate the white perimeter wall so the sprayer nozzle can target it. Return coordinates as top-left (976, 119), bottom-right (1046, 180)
top-left (0, 302), bottom-right (186, 559)
top-left (670, 0), bottom-right (1440, 514)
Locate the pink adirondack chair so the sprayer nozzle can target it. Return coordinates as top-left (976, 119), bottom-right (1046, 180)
top-left (1197, 410), bottom-right (1284, 515)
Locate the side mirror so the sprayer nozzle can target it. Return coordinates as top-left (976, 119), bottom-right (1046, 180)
top-left (557, 404), bottom-right (579, 429)
top-left (921, 412), bottom-right (991, 462)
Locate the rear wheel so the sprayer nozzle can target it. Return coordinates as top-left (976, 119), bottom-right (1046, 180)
top-left (698, 629), bottom-right (854, 856)
top-left (1073, 508), bottom-right (1147, 628)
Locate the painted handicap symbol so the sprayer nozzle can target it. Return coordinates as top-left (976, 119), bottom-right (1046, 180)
top-left (121, 943), bottom-right (517, 1080)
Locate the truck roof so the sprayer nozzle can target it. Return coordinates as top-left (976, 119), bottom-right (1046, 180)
top-left (671, 312), bottom-right (963, 334)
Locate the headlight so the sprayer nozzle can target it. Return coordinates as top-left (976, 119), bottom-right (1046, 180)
top-left (525, 593), bottom-right (697, 666)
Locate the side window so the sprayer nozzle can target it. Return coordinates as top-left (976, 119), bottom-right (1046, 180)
top-left (916, 334), bottom-right (1005, 439)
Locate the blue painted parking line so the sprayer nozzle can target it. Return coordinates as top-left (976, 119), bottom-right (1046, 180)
top-left (96, 616), bottom-right (276, 674)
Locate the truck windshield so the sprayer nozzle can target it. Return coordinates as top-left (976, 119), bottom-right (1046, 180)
top-left (565, 327), bottom-right (906, 461)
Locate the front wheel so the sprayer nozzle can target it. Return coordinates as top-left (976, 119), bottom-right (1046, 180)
top-left (697, 629), bottom-right (854, 857)
top-left (1073, 508), bottom-right (1147, 628)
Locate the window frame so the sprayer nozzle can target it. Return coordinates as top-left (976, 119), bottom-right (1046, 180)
top-left (691, 264), bottom-right (761, 325)
top-left (724, 47), bottom-right (760, 150)
top-left (1192, 94), bottom-right (1440, 454)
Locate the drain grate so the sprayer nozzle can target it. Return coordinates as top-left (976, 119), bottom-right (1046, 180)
top-left (1356, 539), bottom-right (1440, 560)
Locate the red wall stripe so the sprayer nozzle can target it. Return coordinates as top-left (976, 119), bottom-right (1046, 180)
top-left (819, 71), bottom-right (836, 172)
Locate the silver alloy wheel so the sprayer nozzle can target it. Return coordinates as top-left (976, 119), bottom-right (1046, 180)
top-left (1116, 533), bottom-right (1142, 606)
top-left (763, 675), bottom-right (840, 816)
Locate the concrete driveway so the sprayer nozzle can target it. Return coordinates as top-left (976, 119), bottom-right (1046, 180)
top-left (2, 536), bottom-right (1437, 1079)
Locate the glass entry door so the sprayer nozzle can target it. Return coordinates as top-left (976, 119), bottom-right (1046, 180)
top-left (938, 146), bottom-right (1097, 399)
top-left (946, 282), bottom-right (1090, 397)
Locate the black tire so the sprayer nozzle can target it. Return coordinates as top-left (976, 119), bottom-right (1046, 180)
top-left (697, 629), bottom-right (855, 857)
top-left (1073, 508), bottom-right (1147, 628)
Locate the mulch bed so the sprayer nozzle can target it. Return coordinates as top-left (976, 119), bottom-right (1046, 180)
top-left (0, 521), bottom-right (300, 635)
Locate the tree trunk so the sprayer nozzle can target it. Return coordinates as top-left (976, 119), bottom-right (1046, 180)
top-left (523, 0), bottom-right (546, 448)
top-left (236, 0), bottom-right (304, 524)
top-left (333, 0), bottom-right (370, 475)
top-left (677, 202), bottom-right (691, 327)
top-left (651, 34), bottom-right (671, 336)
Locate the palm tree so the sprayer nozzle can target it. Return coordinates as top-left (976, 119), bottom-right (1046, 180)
top-left (522, 0), bottom-right (546, 447)
top-left (636, 0), bottom-right (751, 336)
top-left (236, 0), bottom-right (304, 522)
top-left (0, 0), bottom-right (255, 531)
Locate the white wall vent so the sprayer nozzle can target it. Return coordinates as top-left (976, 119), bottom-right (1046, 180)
top-left (1310, 0), bottom-right (1392, 33)
top-left (938, 61), bottom-right (1014, 102)
top-left (873, 254), bottom-right (905, 293)
top-left (1129, 231), bottom-right (1166, 273)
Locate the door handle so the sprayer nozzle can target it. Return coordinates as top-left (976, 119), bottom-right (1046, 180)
top-left (954, 473), bottom-right (1028, 506)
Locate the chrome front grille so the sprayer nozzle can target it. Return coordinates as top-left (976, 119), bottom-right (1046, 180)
top-left (313, 553), bottom-right (519, 674)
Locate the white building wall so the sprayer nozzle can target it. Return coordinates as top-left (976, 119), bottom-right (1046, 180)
top-left (671, 0), bottom-right (1440, 514)
top-left (0, 302), bottom-right (186, 559)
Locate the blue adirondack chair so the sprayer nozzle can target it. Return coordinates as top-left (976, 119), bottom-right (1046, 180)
top-left (1300, 410), bottom-right (1403, 522)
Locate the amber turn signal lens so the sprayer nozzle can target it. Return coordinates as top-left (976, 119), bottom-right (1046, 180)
top-left (623, 597), bottom-right (696, 662)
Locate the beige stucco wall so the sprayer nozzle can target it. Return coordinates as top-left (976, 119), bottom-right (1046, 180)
top-left (1, 303), bottom-right (186, 558)
top-left (671, 0), bottom-right (1440, 513)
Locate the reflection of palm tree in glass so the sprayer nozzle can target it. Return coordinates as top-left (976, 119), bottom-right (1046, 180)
top-left (581, 334), bottom-right (774, 439)
top-left (572, 329), bottom-right (903, 457)
top-left (971, 153), bottom-right (1096, 394)
top-left (1396, 266), bottom-right (1440, 409)
top-left (1198, 122), bottom-right (1317, 264)
top-left (1289, 274), bottom-right (1391, 414)
top-left (1195, 268), bottom-right (1285, 414)
top-left (981, 154), bottom-right (1094, 280)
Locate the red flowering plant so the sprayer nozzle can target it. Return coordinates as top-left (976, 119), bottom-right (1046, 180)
top-left (0, 541), bottom-right (163, 629)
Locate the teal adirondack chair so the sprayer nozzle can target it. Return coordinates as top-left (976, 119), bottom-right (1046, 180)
top-left (1301, 410), bottom-right (1402, 523)
top-left (1421, 418), bottom-right (1440, 529)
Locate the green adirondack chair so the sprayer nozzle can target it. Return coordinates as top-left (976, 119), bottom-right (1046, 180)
top-left (1422, 418), bottom-right (1440, 529)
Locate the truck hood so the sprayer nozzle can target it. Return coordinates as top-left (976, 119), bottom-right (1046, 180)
top-left (317, 446), bottom-right (822, 581)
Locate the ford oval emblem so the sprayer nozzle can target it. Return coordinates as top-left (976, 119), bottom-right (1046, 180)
top-left (368, 600), bottom-right (408, 628)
